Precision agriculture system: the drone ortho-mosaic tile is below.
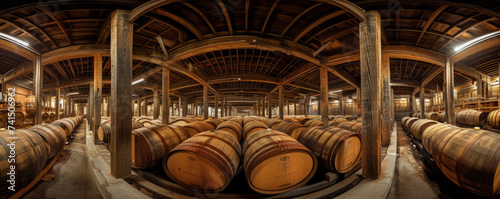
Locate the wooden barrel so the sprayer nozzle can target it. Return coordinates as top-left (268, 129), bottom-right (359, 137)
top-left (131, 125), bottom-right (191, 169)
top-left (297, 127), bottom-right (361, 173)
top-left (150, 119), bottom-right (162, 125)
top-left (409, 119), bottom-right (439, 141)
top-left (402, 117), bottom-right (410, 129)
top-left (0, 129), bottom-right (48, 193)
top-left (424, 127), bottom-right (500, 198)
top-left (438, 112), bottom-right (446, 123)
top-left (284, 117), bottom-right (300, 123)
top-left (404, 117), bottom-right (420, 131)
top-left (183, 121), bottom-right (216, 137)
top-left (243, 121), bottom-right (268, 140)
top-left (170, 118), bottom-right (198, 126)
top-left (421, 123), bottom-right (458, 155)
top-left (49, 113), bottom-right (56, 122)
top-left (216, 121), bottom-right (242, 141)
top-left (229, 117), bottom-right (243, 125)
top-left (271, 122), bottom-right (307, 140)
top-left (243, 117), bottom-right (256, 125)
top-left (136, 117), bottom-right (152, 125)
top-left (456, 109), bottom-right (487, 127)
top-left (98, 122), bottom-right (143, 143)
top-left (164, 130), bottom-right (240, 193)
top-left (296, 116), bottom-right (311, 124)
top-left (13, 111), bottom-right (25, 126)
top-left (487, 110), bottom-right (500, 129)
top-left (328, 118), bottom-right (349, 127)
top-left (42, 112), bottom-right (49, 122)
top-left (52, 120), bottom-right (74, 136)
top-left (204, 118), bottom-right (223, 128)
top-left (266, 119), bottom-right (283, 129)
top-left (0, 112), bottom-right (6, 128)
top-left (425, 112), bottom-right (439, 121)
top-left (337, 122), bottom-right (362, 134)
top-left (30, 125), bottom-right (66, 159)
top-left (141, 120), bottom-right (155, 127)
top-left (304, 120), bottom-right (325, 127)
top-left (243, 130), bottom-right (317, 194)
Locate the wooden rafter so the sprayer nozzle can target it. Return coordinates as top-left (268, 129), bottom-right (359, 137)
top-left (155, 9), bottom-right (203, 40)
top-left (438, 17), bottom-right (494, 50)
top-left (37, 6), bottom-right (71, 45)
top-left (305, 18), bottom-right (356, 43)
top-left (134, 19), bottom-right (155, 33)
top-left (245, 0), bottom-right (250, 31)
top-left (415, 5), bottom-right (448, 46)
top-left (281, 3), bottom-right (322, 37)
top-left (12, 15), bottom-right (57, 48)
top-left (181, 1), bottom-right (216, 34)
top-left (216, 0), bottom-right (233, 35)
top-left (293, 10), bottom-right (346, 42)
top-left (0, 18), bottom-right (50, 50)
top-left (261, 0), bottom-right (280, 34)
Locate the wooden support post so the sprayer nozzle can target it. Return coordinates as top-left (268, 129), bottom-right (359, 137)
top-left (178, 97), bottom-right (181, 116)
top-left (320, 67), bottom-right (329, 125)
top-left (279, 85), bottom-right (284, 119)
top-left (268, 93), bottom-right (272, 118)
top-left (420, 87), bottom-right (425, 119)
top-left (89, 83), bottom-right (94, 128)
top-left (153, 88), bottom-right (159, 119)
top-left (107, 97), bottom-right (110, 117)
top-left (182, 98), bottom-right (187, 117)
top-left (214, 94), bottom-right (219, 118)
top-left (229, 103), bottom-right (232, 116)
top-left (221, 96), bottom-right (225, 117)
top-left (110, 9), bottom-right (133, 178)
top-left (391, 88), bottom-right (395, 124)
top-left (356, 88), bottom-right (361, 116)
top-left (55, 88), bottom-right (60, 120)
top-left (71, 98), bottom-right (74, 117)
top-left (294, 103), bottom-right (297, 115)
top-left (195, 100), bottom-right (198, 117)
top-left (305, 95), bottom-right (310, 117)
top-left (203, 84), bottom-right (208, 119)
top-left (477, 78), bottom-right (483, 98)
top-left (262, 97), bottom-right (266, 117)
top-left (444, 56), bottom-right (456, 125)
top-left (162, 69), bottom-right (170, 124)
top-left (381, 55), bottom-right (391, 147)
top-left (94, 54), bottom-right (103, 143)
top-left (63, 94), bottom-right (67, 117)
top-left (257, 99), bottom-right (261, 117)
top-left (360, 11), bottom-right (382, 179)
top-left (34, 55), bottom-right (42, 125)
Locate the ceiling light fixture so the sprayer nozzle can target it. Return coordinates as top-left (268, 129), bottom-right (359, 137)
top-left (0, 32), bottom-right (29, 47)
top-left (454, 30), bottom-right (500, 54)
top-left (132, 78), bottom-right (144, 85)
top-left (67, 92), bottom-right (79, 95)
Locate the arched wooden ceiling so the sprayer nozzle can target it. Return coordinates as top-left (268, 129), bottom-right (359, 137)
top-left (0, 0), bottom-right (498, 103)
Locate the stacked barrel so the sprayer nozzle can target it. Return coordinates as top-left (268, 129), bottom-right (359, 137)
top-left (401, 115), bottom-right (500, 198)
top-left (456, 109), bottom-right (487, 127)
top-left (0, 116), bottom-right (83, 195)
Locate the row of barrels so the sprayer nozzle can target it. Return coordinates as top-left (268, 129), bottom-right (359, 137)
top-left (401, 117), bottom-right (500, 198)
top-left (414, 109), bottom-right (488, 128)
top-left (0, 116), bottom-right (83, 195)
top-left (0, 111), bottom-right (26, 127)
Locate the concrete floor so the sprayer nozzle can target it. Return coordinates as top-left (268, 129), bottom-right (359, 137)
top-left (23, 121), bottom-right (102, 199)
top-left (388, 123), bottom-right (441, 199)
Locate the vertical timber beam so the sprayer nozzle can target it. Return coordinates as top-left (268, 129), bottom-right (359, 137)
top-left (89, 83), bottom-right (94, 128)
top-left (268, 93), bottom-right (272, 118)
top-left (262, 97), bottom-right (266, 117)
top-left (153, 88), bottom-right (159, 119)
top-left (477, 78), bottom-right (483, 98)
top-left (444, 56), bottom-right (455, 125)
top-left (55, 88), bottom-right (60, 120)
top-left (320, 67), bottom-right (328, 125)
top-left (94, 54), bottom-right (103, 143)
top-left (34, 55), bottom-right (42, 125)
top-left (162, 69), bottom-right (170, 124)
top-left (305, 95), bottom-right (310, 117)
top-left (360, 11), bottom-right (382, 179)
top-left (257, 99), bottom-right (261, 117)
top-left (195, 100), bottom-right (198, 117)
top-left (182, 97), bottom-right (187, 117)
top-left (381, 55), bottom-right (391, 147)
top-left (356, 88), bottom-right (361, 116)
top-left (420, 87), bottom-right (425, 119)
top-left (294, 103), bottom-right (297, 115)
top-left (203, 84), bottom-right (208, 120)
top-left (221, 96), bottom-right (225, 117)
top-left (110, 9), bottom-right (133, 178)
top-left (214, 94), bottom-right (219, 118)
top-left (279, 85), bottom-right (284, 119)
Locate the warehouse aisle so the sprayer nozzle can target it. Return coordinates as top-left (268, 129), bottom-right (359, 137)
top-left (23, 120), bottom-right (102, 199)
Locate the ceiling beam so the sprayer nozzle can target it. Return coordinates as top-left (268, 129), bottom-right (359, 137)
top-left (325, 66), bottom-right (360, 89)
top-left (128, 0), bottom-right (181, 23)
top-left (293, 10), bottom-right (346, 42)
top-left (0, 18), bottom-right (50, 50)
top-left (155, 9), bottom-right (204, 40)
top-left (281, 3), bottom-right (322, 37)
top-left (180, 1), bottom-right (216, 34)
top-left (38, 5), bottom-right (71, 45)
top-left (415, 5), bottom-right (448, 46)
top-left (215, 0), bottom-right (233, 35)
top-left (261, 0), bottom-right (280, 34)
top-left (0, 38), bottom-right (37, 60)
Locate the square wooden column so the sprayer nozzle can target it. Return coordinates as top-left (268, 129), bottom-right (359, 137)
top-left (162, 69), bottom-right (170, 124)
top-left (294, 103), bottom-right (297, 115)
top-left (477, 78), bottom-right (483, 98)
top-left (262, 97), bottom-right (266, 117)
top-left (221, 96), bottom-right (225, 117)
top-left (63, 94), bottom-right (67, 118)
top-left (34, 55), bottom-right (43, 125)
top-left (279, 85), bottom-right (284, 119)
top-left (182, 97), bottom-right (187, 117)
top-left (305, 95), bottom-right (310, 117)
top-left (153, 88), bottom-right (159, 119)
top-left (356, 88), bottom-right (361, 115)
top-left (203, 84), bottom-right (208, 119)
top-left (109, 9), bottom-right (133, 178)
top-left (214, 94), bottom-right (219, 118)
top-left (257, 99), bottom-right (261, 117)
top-left (107, 97), bottom-right (110, 117)
top-left (267, 93), bottom-right (272, 118)
top-left (178, 97), bottom-right (181, 116)
top-left (89, 83), bottom-right (94, 128)
top-left (360, 10), bottom-right (382, 179)
top-left (444, 56), bottom-right (455, 124)
top-left (420, 87), bottom-right (425, 119)
top-left (381, 55), bottom-right (391, 147)
top-left (71, 98), bottom-right (74, 116)
top-left (94, 54), bottom-right (103, 143)
top-left (194, 100), bottom-right (198, 117)
top-left (320, 67), bottom-right (329, 125)
top-left (55, 88), bottom-right (60, 120)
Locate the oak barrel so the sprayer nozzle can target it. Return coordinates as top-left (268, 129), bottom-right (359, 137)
top-left (271, 122), bottom-right (306, 140)
top-left (337, 122), bottom-right (362, 134)
top-left (295, 116), bottom-right (311, 125)
top-left (438, 112), bottom-right (446, 123)
top-left (284, 117), bottom-right (300, 123)
top-left (409, 119), bottom-right (439, 141)
top-left (13, 111), bottom-right (25, 126)
top-left (403, 117), bottom-right (420, 131)
top-left (204, 118), bottom-right (223, 128)
top-left (242, 121), bottom-right (268, 140)
top-left (52, 120), bottom-right (73, 136)
top-left (215, 121), bottom-right (242, 141)
top-left (297, 127), bottom-right (361, 173)
top-left (131, 125), bottom-right (191, 169)
top-left (164, 130), bottom-right (240, 193)
top-left (243, 130), bottom-right (317, 194)
top-left (136, 117), bottom-right (152, 125)
top-left (423, 127), bottom-right (500, 198)
top-left (456, 109), bottom-right (487, 127)
top-left (328, 118), bottom-right (349, 127)
top-left (402, 117), bottom-right (410, 129)
top-left (170, 118), bottom-right (198, 126)
top-left (0, 112), bottom-right (6, 128)
top-left (182, 121), bottom-right (216, 137)
top-left (30, 125), bottom-right (65, 159)
top-left (421, 123), bottom-right (458, 155)
top-left (42, 112), bottom-right (49, 122)
top-left (425, 112), bottom-right (439, 121)
top-left (98, 121), bottom-right (143, 143)
top-left (0, 129), bottom-right (48, 193)
top-left (487, 110), bottom-right (500, 129)
top-left (266, 119), bottom-right (284, 129)
top-left (304, 120), bottom-right (325, 127)
top-left (49, 113), bottom-right (55, 122)
top-left (243, 117), bottom-right (257, 125)
top-left (229, 117), bottom-right (243, 125)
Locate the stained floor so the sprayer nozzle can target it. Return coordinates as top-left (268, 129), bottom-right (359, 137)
top-left (23, 120), bottom-right (102, 199)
